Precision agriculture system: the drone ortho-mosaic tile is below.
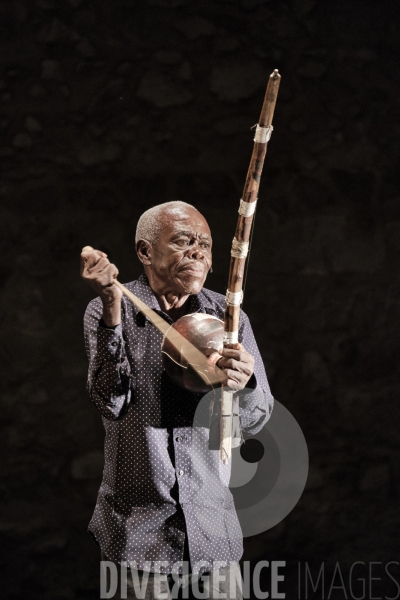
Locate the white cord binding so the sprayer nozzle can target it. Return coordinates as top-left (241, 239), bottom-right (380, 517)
top-left (226, 289), bottom-right (243, 306)
top-left (223, 330), bottom-right (239, 344)
top-left (238, 198), bottom-right (257, 217)
top-left (254, 125), bottom-right (273, 143)
top-left (231, 237), bottom-right (249, 258)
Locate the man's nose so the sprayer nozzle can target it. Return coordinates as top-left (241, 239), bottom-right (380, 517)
top-left (186, 241), bottom-right (204, 259)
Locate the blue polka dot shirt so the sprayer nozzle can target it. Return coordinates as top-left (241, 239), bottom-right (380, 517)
top-left (84, 273), bottom-right (274, 574)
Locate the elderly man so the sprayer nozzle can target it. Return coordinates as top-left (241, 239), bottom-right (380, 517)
top-left (81, 201), bottom-right (274, 599)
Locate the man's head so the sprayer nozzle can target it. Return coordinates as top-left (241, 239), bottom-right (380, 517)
top-left (136, 201), bottom-right (212, 297)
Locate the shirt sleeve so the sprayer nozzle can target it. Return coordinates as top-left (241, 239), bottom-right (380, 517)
top-left (237, 311), bottom-right (274, 436)
top-left (84, 298), bottom-right (134, 420)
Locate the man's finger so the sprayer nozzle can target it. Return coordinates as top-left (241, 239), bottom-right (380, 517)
top-left (219, 348), bottom-right (252, 363)
top-left (217, 354), bottom-right (253, 374)
top-left (81, 246), bottom-right (108, 261)
top-left (225, 370), bottom-right (246, 390)
top-left (81, 251), bottom-right (109, 275)
top-left (217, 357), bottom-right (239, 371)
top-left (232, 342), bottom-right (245, 351)
top-left (86, 256), bottom-right (111, 274)
top-left (86, 262), bottom-right (119, 285)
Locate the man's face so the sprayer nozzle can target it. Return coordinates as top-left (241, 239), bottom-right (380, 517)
top-left (140, 206), bottom-right (213, 296)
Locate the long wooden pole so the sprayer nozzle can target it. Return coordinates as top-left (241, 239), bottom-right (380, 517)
top-left (220, 69), bottom-right (281, 464)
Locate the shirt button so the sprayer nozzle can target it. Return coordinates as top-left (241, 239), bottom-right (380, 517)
top-left (176, 436), bottom-right (182, 442)
top-left (178, 470), bottom-right (184, 476)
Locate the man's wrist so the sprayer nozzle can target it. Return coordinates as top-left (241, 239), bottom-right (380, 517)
top-left (102, 313), bottom-right (121, 326)
top-left (101, 294), bottom-right (121, 327)
top-left (99, 318), bottom-right (120, 329)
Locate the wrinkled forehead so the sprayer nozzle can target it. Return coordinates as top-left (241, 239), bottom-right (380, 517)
top-left (159, 206), bottom-right (211, 237)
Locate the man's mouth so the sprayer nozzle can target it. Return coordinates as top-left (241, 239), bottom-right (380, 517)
top-left (179, 264), bottom-right (205, 276)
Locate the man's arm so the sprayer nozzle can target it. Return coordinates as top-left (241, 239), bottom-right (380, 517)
top-left (84, 297), bottom-right (134, 420)
top-left (81, 246), bottom-right (133, 420)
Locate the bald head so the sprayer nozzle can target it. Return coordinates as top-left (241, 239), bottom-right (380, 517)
top-left (135, 201), bottom-right (199, 246)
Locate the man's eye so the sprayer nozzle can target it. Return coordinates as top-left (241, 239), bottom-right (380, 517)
top-left (201, 242), bottom-right (210, 249)
top-left (175, 239), bottom-right (189, 246)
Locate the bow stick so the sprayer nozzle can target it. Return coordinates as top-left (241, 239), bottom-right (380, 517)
top-left (220, 69), bottom-right (281, 464)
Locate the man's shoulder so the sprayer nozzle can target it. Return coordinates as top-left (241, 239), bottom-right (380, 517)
top-left (199, 286), bottom-right (226, 306)
top-left (199, 286), bottom-right (225, 315)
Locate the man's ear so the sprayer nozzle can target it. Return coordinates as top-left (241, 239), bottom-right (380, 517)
top-left (136, 240), bottom-right (152, 266)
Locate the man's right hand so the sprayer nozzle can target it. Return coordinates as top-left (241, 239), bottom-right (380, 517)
top-left (80, 246), bottom-right (122, 326)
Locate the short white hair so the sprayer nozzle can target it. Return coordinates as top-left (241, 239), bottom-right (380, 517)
top-left (135, 200), bottom-right (197, 245)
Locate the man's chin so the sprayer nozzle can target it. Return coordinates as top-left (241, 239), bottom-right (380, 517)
top-left (176, 273), bottom-right (207, 295)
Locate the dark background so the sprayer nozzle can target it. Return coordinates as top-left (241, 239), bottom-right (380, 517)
top-left (1, 0), bottom-right (399, 598)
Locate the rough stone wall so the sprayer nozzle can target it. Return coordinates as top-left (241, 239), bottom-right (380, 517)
top-left (1, 0), bottom-right (399, 598)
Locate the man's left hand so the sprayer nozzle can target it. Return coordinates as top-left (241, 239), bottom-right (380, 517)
top-left (216, 343), bottom-right (255, 390)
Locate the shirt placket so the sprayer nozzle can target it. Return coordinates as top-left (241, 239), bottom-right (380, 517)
top-left (173, 427), bottom-right (192, 506)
